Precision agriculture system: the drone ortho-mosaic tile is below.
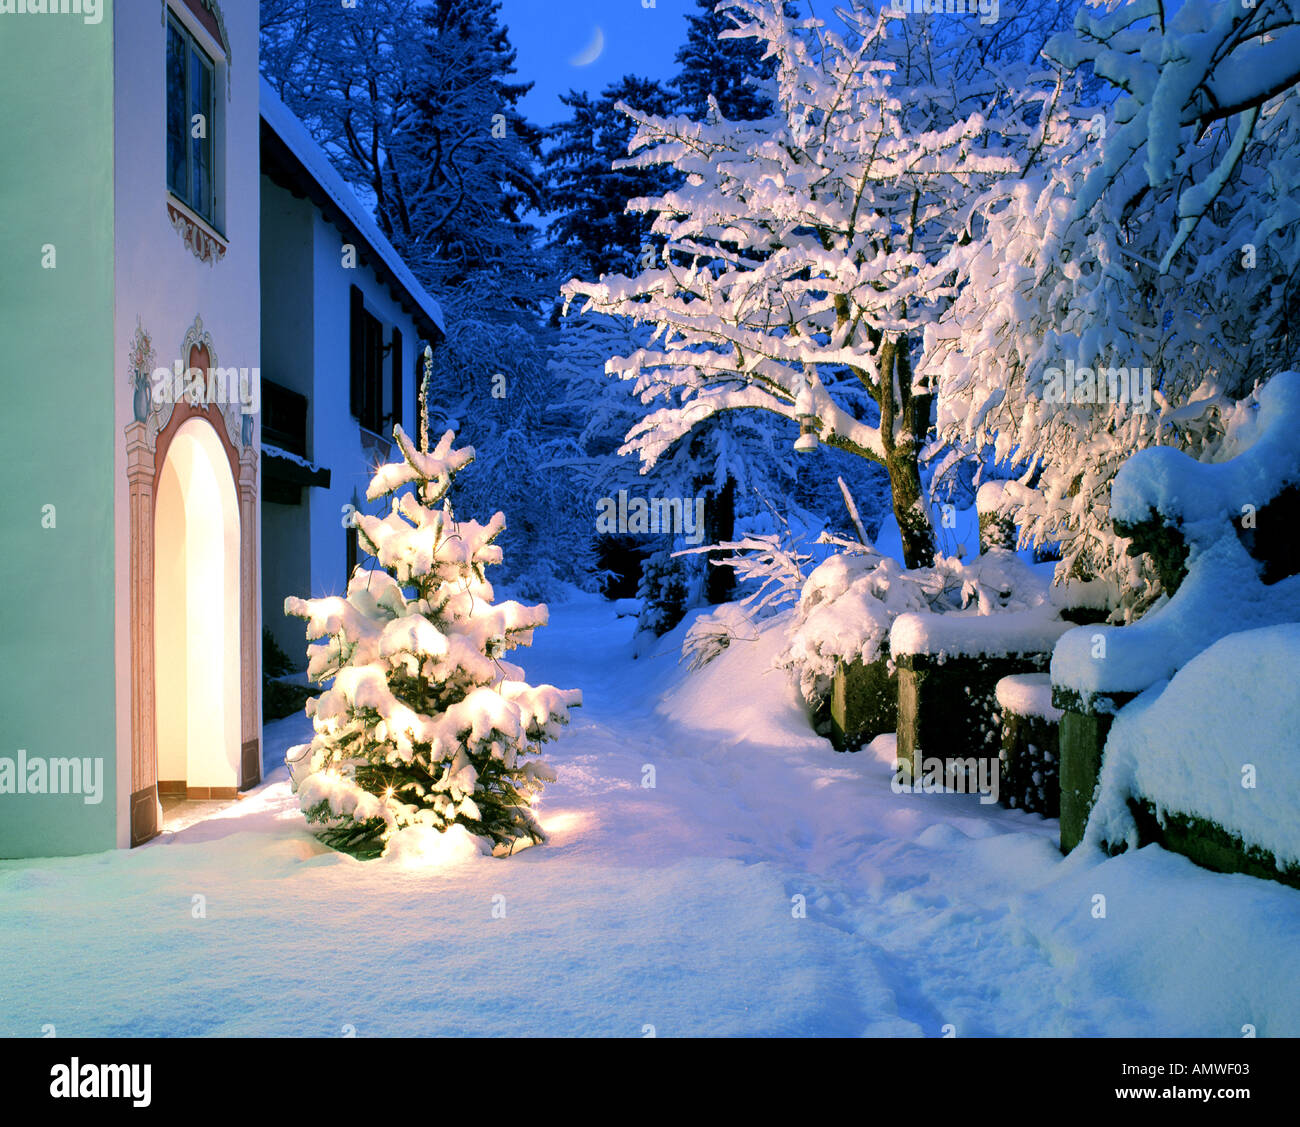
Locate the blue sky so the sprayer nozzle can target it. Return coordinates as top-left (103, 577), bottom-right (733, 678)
top-left (497, 0), bottom-right (700, 124)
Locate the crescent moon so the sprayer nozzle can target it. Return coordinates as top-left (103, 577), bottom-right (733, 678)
top-left (569, 25), bottom-right (604, 67)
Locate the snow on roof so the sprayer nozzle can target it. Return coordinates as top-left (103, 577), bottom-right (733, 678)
top-left (259, 77), bottom-right (445, 337)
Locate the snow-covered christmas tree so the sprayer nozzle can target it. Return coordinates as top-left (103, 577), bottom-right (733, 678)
top-left (284, 425), bottom-right (581, 859)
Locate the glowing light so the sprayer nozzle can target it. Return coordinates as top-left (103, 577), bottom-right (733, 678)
top-left (538, 810), bottom-right (586, 835)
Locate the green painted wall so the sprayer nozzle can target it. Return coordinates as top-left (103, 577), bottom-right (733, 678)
top-left (0, 4), bottom-right (117, 857)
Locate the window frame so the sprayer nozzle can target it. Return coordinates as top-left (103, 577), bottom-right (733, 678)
top-left (350, 286), bottom-right (397, 437)
top-left (165, 8), bottom-right (219, 229)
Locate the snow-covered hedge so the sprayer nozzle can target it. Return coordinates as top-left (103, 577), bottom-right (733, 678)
top-left (1087, 625), bottom-right (1300, 871)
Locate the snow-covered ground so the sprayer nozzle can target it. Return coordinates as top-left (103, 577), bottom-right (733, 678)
top-left (2, 592), bottom-right (1298, 1036)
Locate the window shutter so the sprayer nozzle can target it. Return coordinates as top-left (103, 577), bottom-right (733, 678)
top-left (391, 327), bottom-right (403, 430)
top-left (349, 286), bottom-right (364, 418)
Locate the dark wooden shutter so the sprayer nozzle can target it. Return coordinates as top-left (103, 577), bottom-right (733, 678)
top-left (349, 285), bottom-right (364, 418)
top-left (390, 327), bottom-right (403, 431)
top-left (364, 315), bottom-right (381, 432)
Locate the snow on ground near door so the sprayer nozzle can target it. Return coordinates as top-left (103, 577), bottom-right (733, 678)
top-left (2, 591), bottom-right (1298, 1036)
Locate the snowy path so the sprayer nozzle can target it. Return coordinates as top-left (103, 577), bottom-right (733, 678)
top-left (2, 594), bottom-right (1298, 1036)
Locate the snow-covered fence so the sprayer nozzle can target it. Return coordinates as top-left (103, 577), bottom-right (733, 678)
top-left (828, 651), bottom-right (895, 752)
top-left (994, 674), bottom-right (1062, 817)
top-left (1051, 373), bottom-right (1300, 864)
top-left (1087, 626), bottom-right (1300, 890)
top-left (891, 609), bottom-right (1072, 784)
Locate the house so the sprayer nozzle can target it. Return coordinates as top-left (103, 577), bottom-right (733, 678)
top-left (0, 0), bottom-right (443, 859)
top-left (258, 78), bottom-right (445, 673)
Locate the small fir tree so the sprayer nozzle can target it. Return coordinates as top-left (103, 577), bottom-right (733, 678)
top-left (285, 425), bottom-right (581, 859)
top-left (635, 546), bottom-right (690, 640)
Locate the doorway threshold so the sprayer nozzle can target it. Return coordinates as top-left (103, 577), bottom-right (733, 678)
top-left (160, 791), bottom-right (245, 834)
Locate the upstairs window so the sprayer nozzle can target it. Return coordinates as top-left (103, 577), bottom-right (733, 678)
top-left (166, 12), bottom-right (216, 226)
top-left (350, 286), bottom-right (387, 435)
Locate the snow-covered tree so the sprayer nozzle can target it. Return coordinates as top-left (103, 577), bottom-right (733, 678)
top-left (1050, 0), bottom-right (1300, 273)
top-left (261, 0), bottom-right (551, 317)
top-left (562, 0), bottom-right (1035, 569)
top-left (385, 0), bottom-right (548, 311)
top-left (285, 426), bottom-right (581, 858)
top-left (424, 311), bottom-right (593, 598)
top-left (921, 0), bottom-right (1300, 610)
top-left (634, 546), bottom-right (690, 641)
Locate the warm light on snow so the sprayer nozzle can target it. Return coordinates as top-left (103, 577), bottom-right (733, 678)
top-left (538, 810), bottom-right (585, 836)
top-left (384, 824), bottom-right (488, 869)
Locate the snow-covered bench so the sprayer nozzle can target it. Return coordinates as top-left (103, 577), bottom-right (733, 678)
top-left (1051, 372), bottom-right (1300, 864)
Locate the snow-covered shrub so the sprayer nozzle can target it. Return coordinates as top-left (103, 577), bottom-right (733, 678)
top-left (681, 602), bottom-right (761, 672)
top-left (284, 426), bottom-right (582, 859)
top-left (677, 519), bottom-right (813, 669)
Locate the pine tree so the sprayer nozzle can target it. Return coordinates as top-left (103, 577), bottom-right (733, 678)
top-left (672, 0), bottom-right (790, 121)
top-left (386, 0), bottom-right (549, 313)
top-left (635, 546), bottom-right (689, 641)
top-left (545, 76), bottom-right (678, 279)
top-left (285, 425), bottom-right (581, 859)
top-left (260, 0), bottom-right (550, 319)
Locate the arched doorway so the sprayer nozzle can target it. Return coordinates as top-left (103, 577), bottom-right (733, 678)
top-left (154, 417), bottom-right (242, 800)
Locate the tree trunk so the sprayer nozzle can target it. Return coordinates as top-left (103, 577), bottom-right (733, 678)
top-left (886, 449), bottom-right (934, 570)
top-left (703, 473), bottom-right (737, 604)
top-left (875, 333), bottom-right (935, 570)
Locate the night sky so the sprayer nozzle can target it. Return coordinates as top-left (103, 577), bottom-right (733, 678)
top-left (497, 0), bottom-right (700, 124)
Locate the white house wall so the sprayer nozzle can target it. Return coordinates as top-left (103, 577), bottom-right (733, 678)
top-left (112, 0), bottom-right (261, 844)
top-left (266, 200), bottom-right (424, 668)
top-left (259, 177), bottom-right (315, 663)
